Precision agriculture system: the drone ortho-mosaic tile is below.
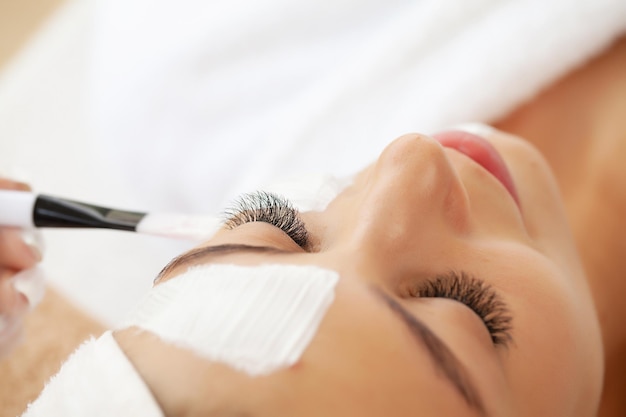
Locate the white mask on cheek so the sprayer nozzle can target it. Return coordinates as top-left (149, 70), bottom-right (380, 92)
top-left (122, 264), bottom-right (339, 376)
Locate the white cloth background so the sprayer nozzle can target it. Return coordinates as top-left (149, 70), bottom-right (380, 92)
top-left (0, 0), bottom-right (625, 325)
top-left (90, 0), bottom-right (626, 213)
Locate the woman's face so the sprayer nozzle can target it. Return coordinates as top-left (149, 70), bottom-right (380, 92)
top-left (116, 130), bottom-right (603, 417)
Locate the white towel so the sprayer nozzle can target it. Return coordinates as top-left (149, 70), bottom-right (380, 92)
top-left (89, 0), bottom-right (626, 215)
top-left (21, 331), bottom-right (163, 417)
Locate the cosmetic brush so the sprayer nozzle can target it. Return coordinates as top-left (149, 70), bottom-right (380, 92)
top-left (0, 190), bottom-right (221, 240)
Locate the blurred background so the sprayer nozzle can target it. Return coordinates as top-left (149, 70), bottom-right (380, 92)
top-left (0, 0), bottom-right (65, 68)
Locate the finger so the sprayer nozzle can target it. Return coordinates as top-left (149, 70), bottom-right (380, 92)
top-left (0, 178), bottom-right (31, 192)
top-left (0, 229), bottom-right (43, 270)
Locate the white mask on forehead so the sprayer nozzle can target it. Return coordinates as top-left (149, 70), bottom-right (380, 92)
top-left (122, 263), bottom-right (339, 376)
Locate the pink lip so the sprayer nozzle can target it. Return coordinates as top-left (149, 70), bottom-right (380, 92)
top-left (432, 131), bottom-right (520, 206)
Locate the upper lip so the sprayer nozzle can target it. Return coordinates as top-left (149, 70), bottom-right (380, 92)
top-left (432, 131), bottom-right (520, 207)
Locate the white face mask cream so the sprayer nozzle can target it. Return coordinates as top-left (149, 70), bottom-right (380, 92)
top-left (262, 173), bottom-right (353, 212)
top-left (122, 263), bottom-right (339, 376)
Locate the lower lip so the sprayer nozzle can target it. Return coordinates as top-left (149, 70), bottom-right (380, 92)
top-left (432, 131), bottom-right (520, 206)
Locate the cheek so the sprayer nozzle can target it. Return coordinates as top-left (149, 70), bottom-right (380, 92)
top-left (493, 134), bottom-right (575, 250)
top-left (270, 281), bottom-right (474, 416)
top-left (503, 267), bottom-right (603, 415)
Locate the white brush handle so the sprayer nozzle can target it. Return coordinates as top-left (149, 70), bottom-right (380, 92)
top-left (0, 191), bottom-right (36, 228)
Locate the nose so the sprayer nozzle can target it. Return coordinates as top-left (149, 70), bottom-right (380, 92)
top-left (327, 134), bottom-right (470, 276)
top-left (363, 133), bottom-right (470, 233)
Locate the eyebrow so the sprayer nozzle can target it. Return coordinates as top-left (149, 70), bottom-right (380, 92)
top-left (371, 288), bottom-right (488, 416)
top-left (155, 244), bottom-right (287, 281)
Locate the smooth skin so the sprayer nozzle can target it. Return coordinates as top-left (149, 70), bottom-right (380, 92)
top-left (496, 35), bottom-right (626, 417)
top-left (114, 129), bottom-right (603, 417)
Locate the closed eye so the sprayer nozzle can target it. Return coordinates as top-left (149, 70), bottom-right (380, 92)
top-left (222, 191), bottom-right (309, 249)
top-left (411, 272), bottom-right (513, 347)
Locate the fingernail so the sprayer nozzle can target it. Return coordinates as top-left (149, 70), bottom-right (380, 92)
top-left (0, 176), bottom-right (30, 191)
top-left (448, 122), bottom-right (495, 137)
top-left (13, 181), bottom-right (31, 191)
top-left (13, 267), bottom-right (46, 309)
top-left (20, 229), bottom-right (45, 262)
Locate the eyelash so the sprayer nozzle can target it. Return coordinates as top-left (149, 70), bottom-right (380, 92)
top-left (411, 272), bottom-right (513, 346)
top-left (223, 191), bottom-right (309, 248)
